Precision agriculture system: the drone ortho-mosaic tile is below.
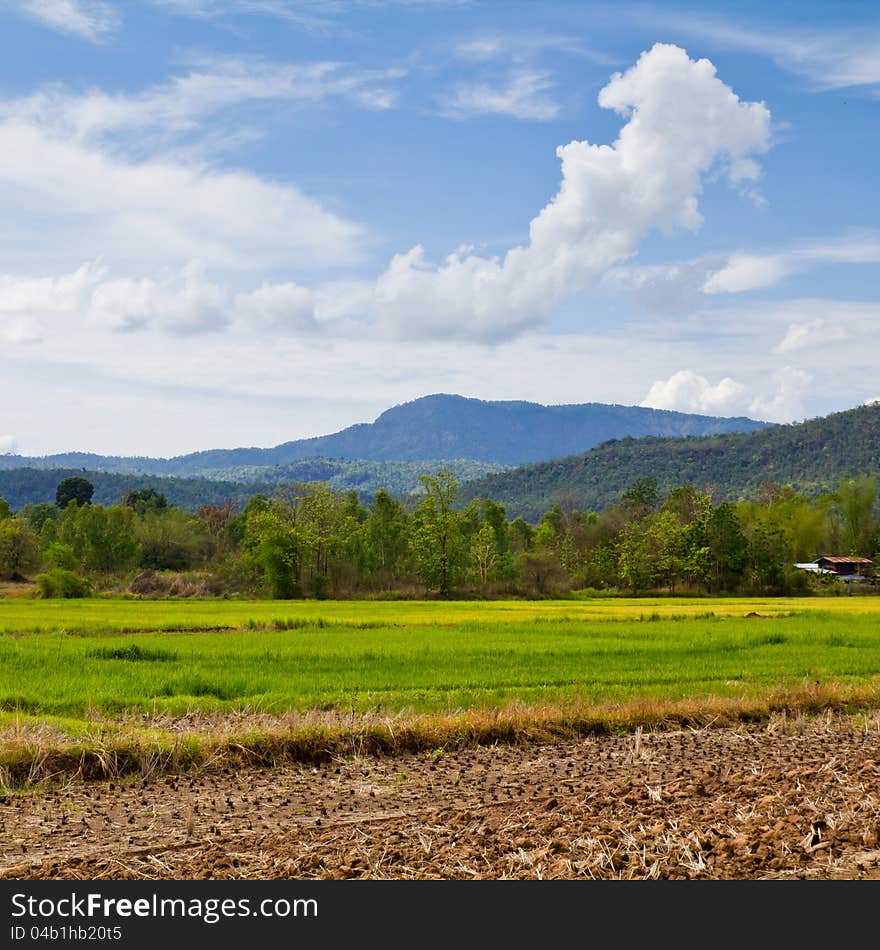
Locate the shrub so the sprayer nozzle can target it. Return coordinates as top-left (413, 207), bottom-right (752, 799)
top-left (35, 568), bottom-right (92, 598)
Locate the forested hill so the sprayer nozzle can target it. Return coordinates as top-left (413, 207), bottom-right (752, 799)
top-left (459, 402), bottom-right (880, 521)
top-left (0, 468), bottom-right (256, 512)
top-left (0, 394), bottom-right (771, 475)
top-left (0, 458), bottom-right (504, 512)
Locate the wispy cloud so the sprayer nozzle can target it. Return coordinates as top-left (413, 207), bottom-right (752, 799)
top-left (608, 232), bottom-right (880, 313)
top-left (13, 0), bottom-right (119, 42)
top-left (453, 32), bottom-right (607, 64)
top-left (151, 1), bottom-right (468, 32)
top-left (654, 12), bottom-right (880, 91)
top-left (3, 56), bottom-right (404, 149)
top-left (439, 68), bottom-right (561, 120)
top-left (0, 58), bottom-right (382, 275)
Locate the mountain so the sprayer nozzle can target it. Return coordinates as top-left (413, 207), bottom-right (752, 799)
top-left (459, 402), bottom-right (880, 521)
top-left (0, 394), bottom-right (772, 476)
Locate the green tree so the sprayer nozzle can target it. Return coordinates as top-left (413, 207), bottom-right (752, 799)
top-left (834, 475), bottom-right (877, 557)
top-left (43, 541), bottom-right (79, 571)
top-left (244, 499), bottom-right (303, 599)
top-left (55, 476), bottom-right (94, 509)
top-left (621, 477), bottom-right (660, 516)
top-left (411, 469), bottom-right (467, 597)
top-left (123, 488), bottom-right (168, 514)
top-left (18, 502), bottom-right (59, 534)
top-left (59, 503), bottom-right (139, 572)
top-left (706, 503), bottom-right (748, 592)
top-left (508, 517), bottom-right (534, 554)
top-left (470, 522), bottom-right (498, 585)
top-left (364, 489), bottom-right (409, 582)
top-left (134, 507), bottom-right (208, 571)
top-left (615, 518), bottom-right (657, 593)
top-left (0, 517), bottom-right (38, 578)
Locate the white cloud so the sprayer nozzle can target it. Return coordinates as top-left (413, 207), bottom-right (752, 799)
top-left (0, 119), bottom-right (363, 275)
top-left (640, 370), bottom-right (749, 418)
top-left (609, 233), bottom-right (880, 314)
top-left (88, 262), bottom-right (229, 335)
top-left (749, 367), bottom-right (811, 422)
top-left (453, 32), bottom-right (599, 64)
top-left (439, 69), bottom-right (561, 120)
top-left (0, 57), bottom-right (406, 276)
top-left (234, 282), bottom-right (317, 334)
top-left (376, 43), bottom-right (771, 341)
top-left (0, 435), bottom-right (18, 455)
top-left (775, 317), bottom-right (849, 353)
top-left (14, 0), bottom-right (118, 42)
top-left (0, 260), bottom-right (105, 316)
top-left (641, 366), bottom-right (811, 423)
top-left (4, 59), bottom-right (404, 147)
top-left (654, 14), bottom-right (880, 91)
top-left (703, 253), bottom-right (793, 294)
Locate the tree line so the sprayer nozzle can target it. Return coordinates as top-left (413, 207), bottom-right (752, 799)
top-left (0, 471), bottom-right (877, 598)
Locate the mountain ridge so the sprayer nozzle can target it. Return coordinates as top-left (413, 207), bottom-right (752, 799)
top-left (0, 393), bottom-right (772, 475)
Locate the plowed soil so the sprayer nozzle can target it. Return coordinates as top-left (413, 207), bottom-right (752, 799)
top-left (3, 711), bottom-right (880, 880)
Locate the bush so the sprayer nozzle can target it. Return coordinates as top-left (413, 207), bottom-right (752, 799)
top-left (35, 569), bottom-right (92, 598)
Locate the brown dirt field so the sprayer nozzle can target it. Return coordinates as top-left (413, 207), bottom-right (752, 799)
top-left (2, 710), bottom-right (880, 881)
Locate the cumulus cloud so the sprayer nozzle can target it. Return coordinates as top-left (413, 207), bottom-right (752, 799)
top-left (0, 260), bottom-right (106, 341)
top-left (0, 260), bottom-right (105, 316)
top-left (0, 435), bottom-right (18, 455)
top-left (641, 366), bottom-right (811, 423)
top-left (88, 263), bottom-right (229, 335)
top-left (775, 317), bottom-right (849, 353)
top-left (750, 367), bottom-right (811, 422)
top-left (14, 0), bottom-right (118, 42)
top-left (234, 282), bottom-right (317, 334)
top-left (375, 43), bottom-right (771, 341)
top-left (640, 370), bottom-right (749, 418)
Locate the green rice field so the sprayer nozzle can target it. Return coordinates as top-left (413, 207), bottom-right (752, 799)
top-left (2, 595), bottom-right (880, 719)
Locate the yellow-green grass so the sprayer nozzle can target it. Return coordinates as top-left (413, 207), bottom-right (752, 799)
top-left (3, 592), bottom-right (880, 635)
top-left (2, 595), bottom-right (880, 786)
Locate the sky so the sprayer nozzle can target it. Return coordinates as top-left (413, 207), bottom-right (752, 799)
top-left (1, 0), bottom-right (879, 458)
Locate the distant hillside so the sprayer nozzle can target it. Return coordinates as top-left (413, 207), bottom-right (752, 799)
top-left (460, 403), bottom-right (880, 521)
top-left (0, 393), bottom-right (772, 475)
top-left (190, 457), bottom-right (505, 493)
top-left (0, 469), bottom-right (256, 513)
top-left (0, 458), bottom-right (504, 512)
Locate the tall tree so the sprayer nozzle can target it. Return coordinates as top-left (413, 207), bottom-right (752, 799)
top-left (56, 476), bottom-right (94, 509)
top-left (834, 475), bottom-right (877, 556)
top-left (411, 469), bottom-right (467, 597)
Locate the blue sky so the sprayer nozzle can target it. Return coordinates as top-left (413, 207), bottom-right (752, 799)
top-left (1, 0), bottom-right (879, 457)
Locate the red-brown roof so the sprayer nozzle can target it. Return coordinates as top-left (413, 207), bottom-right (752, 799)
top-left (817, 556), bottom-right (873, 564)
